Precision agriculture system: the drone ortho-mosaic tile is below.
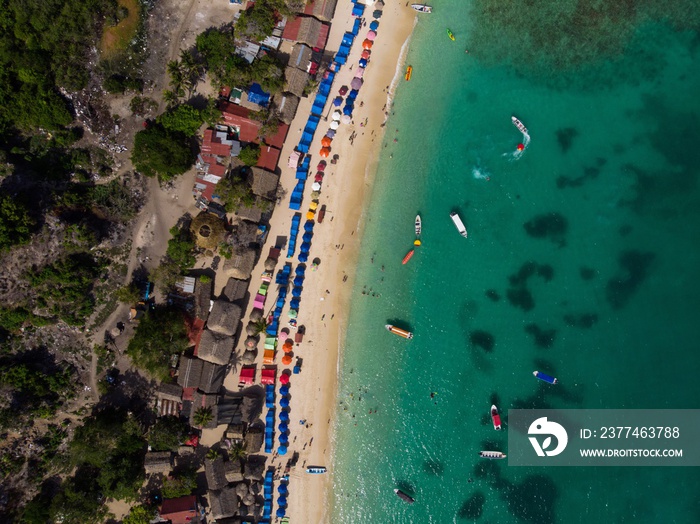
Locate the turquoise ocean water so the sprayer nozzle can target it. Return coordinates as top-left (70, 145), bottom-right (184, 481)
top-left (331, 2), bottom-right (700, 522)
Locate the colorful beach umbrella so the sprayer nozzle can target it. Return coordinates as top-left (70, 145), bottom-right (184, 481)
top-left (311, 182), bottom-right (322, 191)
top-left (348, 89), bottom-right (358, 101)
top-left (278, 422), bottom-right (289, 432)
top-left (306, 211), bottom-right (315, 220)
top-left (278, 495), bottom-right (288, 507)
top-left (359, 58), bottom-right (368, 68)
top-left (361, 49), bottom-right (371, 59)
top-left (370, 20), bottom-right (379, 31)
top-left (372, 9), bottom-right (383, 19)
top-left (277, 508), bottom-right (286, 518)
top-left (282, 354), bottom-right (293, 365)
top-left (341, 114), bottom-right (352, 124)
top-left (343, 106), bottom-right (353, 116)
top-left (314, 173), bottom-right (323, 182)
top-left (351, 77), bottom-right (363, 90)
top-left (325, 129), bottom-right (336, 138)
top-left (280, 373), bottom-right (290, 385)
top-left (366, 30), bottom-right (377, 41)
top-left (280, 397), bottom-right (290, 408)
top-left (362, 39), bottom-right (373, 49)
top-left (279, 409), bottom-right (290, 420)
top-left (308, 201), bottom-right (318, 211)
top-left (329, 120), bottom-right (340, 130)
top-left (277, 446), bottom-right (287, 456)
top-left (339, 85), bottom-right (348, 95)
top-left (280, 385), bottom-right (290, 396)
top-left (354, 67), bottom-right (365, 78)
top-left (287, 309), bottom-right (297, 319)
top-left (278, 484), bottom-right (289, 495)
top-left (299, 253), bottom-right (309, 263)
top-left (333, 96), bottom-right (343, 107)
top-left (317, 161), bottom-right (327, 171)
top-left (332, 110), bottom-right (341, 121)
top-left (319, 147), bottom-right (330, 158)
top-left (304, 222), bottom-right (314, 231)
top-left (321, 136), bottom-right (332, 147)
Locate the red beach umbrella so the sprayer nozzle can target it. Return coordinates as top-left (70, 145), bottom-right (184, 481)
top-left (339, 86), bottom-right (348, 95)
top-left (314, 173), bottom-right (324, 182)
top-left (362, 39), bottom-right (373, 50)
top-left (319, 147), bottom-right (330, 158)
top-left (361, 50), bottom-right (371, 59)
top-left (321, 136), bottom-right (332, 147)
top-left (317, 161), bottom-right (327, 171)
top-left (280, 373), bottom-right (290, 385)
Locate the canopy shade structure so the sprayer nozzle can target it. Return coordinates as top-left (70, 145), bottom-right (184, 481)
top-left (317, 161), bottom-right (327, 171)
top-left (280, 397), bottom-right (290, 408)
top-left (351, 77), bottom-right (363, 90)
top-left (277, 446), bottom-right (287, 456)
top-left (333, 96), bottom-right (343, 106)
top-left (361, 49), bottom-right (371, 59)
top-left (311, 182), bottom-right (322, 191)
top-left (279, 410), bottom-right (290, 421)
top-left (359, 58), bottom-right (368, 68)
top-left (366, 30), bottom-right (377, 40)
top-left (261, 368), bottom-right (276, 385)
top-left (329, 120), bottom-right (340, 130)
top-left (239, 366), bottom-right (255, 385)
top-left (280, 385), bottom-right (290, 396)
top-left (339, 85), bottom-right (348, 95)
top-left (280, 373), bottom-right (290, 384)
top-left (304, 222), bottom-right (314, 231)
top-left (321, 136), bottom-right (332, 147)
top-left (282, 354), bottom-right (293, 365)
top-left (362, 39), bottom-right (373, 49)
top-left (341, 114), bottom-right (352, 124)
top-left (370, 20), bottom-right (379, 30)
top-left (332, 110), bottom-right (341, 121)
top-left (319, 147), bottom-right (330, 158)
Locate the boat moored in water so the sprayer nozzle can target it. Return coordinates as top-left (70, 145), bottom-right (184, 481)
top-left (479, 451), bottom-right (506, 459)
top-left (533, 370), bottom-right (558, 384)
top-left (411, 4), bottom-right (432, 13)
top-left (394, 489), bottom-right (415, 504)
top-left (450, 212), bottom-right (467, 238)
top-left (385, 324), bottom-right (414, 339)
top-left (405, 65), bottom-right (413, 81)
top-left (511, 116), bottom-right (528, 135)
top-left (306, 466), bottom-right (327, 474)
top-left (402, 249), bottom-right (415, 265)
top-left (491, 405), bottom-right (502, 430)
top-left (415, 214), bottom-right (422, 237)
top-left (447, 28), bottom-right (455, 41)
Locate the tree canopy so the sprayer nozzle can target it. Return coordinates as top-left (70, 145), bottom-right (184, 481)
top-left (131, 125), bottom-right (194, 182)
top-left (235, 0), bottom-right (290, 41)
top-left (148, 415), bottom-right (189, 452)
top-left (215, 169), bottom-right (256, 212)
top-left (126, 306), bottom-right (189, 380)
top-left (0, 195), bottom-right (35, 251)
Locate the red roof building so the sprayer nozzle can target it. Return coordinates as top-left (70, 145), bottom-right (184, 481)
top-left (220, 101), bottom-right (262, 143)
top-left (263, 122), bottom-right (289, 149)
top-left (160, 495), bottom-right (198, 524)
top-left (256, 145), bottom-right (281, 172)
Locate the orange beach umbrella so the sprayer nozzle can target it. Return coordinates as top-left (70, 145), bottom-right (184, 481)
top-left (319, 147), bottom-right (331, 158)
top-left (282, 354), bottom-right (293, 365)
top-left (321, 136), bottom-right (332, 147)
top-left (362, 39), bottom-right (373, 49)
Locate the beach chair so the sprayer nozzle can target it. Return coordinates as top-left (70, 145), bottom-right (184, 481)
top-left (263, 349), bottom-right (275, 364)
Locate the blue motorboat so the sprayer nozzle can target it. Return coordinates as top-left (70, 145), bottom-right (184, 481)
top-left (533, 370), bottom-right (558, 384)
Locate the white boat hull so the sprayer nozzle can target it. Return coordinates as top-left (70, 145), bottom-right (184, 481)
top-left (450, 212), bottom-right (467, 238)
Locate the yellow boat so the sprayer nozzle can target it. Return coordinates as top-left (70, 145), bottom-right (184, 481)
top-left (386, 324), bottom-right (414, 339)
top-left (447, 28), bottom-right (455, 41)
top-left (405, 65), bottom-right (413, 81)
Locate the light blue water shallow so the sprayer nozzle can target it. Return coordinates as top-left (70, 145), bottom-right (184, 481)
top-left (331, 2), bottom-right (700, 523)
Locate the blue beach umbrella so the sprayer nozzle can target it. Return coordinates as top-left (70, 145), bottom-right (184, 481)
top-left (298, 253), bottom-right (308, 263)
top-left (278, 446), bottom-right (288, 456)
top-left (278, 484), bottom-right (288, 495)
top-left (278, 422), bottom-right (289, 433)
top-left (293, 275), bottom-right (304, 286)
top-left (302, 232), bottom-right (313, 242)
top-left (289, 298), bottom-right (300, 309)
top-left (333, 96), bottom-right (342, 106)
top-left (296, 265), bottom-right (306, 275)
top-left (300, 242), bottom-right (311, 252)
top-left (343, 106), bottom-right (353, 116)
top-left (279, 411), bottom-right (290, 422)
top-left (359, 58), bottom-right (368, 68)
top-left (291, 287), bottom-right (302, 298)
top-left (279, 434), bottom-right (289, 445)
top-left (278, 495), bottom-right (288, 507)
top-left (304, 222), bottom-right (314, 231)
top-left (280, 385), bottom-right (290, 396)
top-left (370, 20), bottom-right (379, 30)
top-left (280, 397), bottom-right (290, 408)
top-left (348, 89), bottom-right (359, 100)
top-left (277, 508), bottom-right (287, 518)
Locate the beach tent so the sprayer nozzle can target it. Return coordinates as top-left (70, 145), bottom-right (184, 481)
top-left (359, 58), bottom-right (368, 68)
top-left (333, 96), bottom-right (343, 107)
top-left (366, 30), bottom-right (377, 41)
top-left (351, 78), bottom-right (363, 90)
top-left (280, 373), bottom-right (290, 385)
top-left (362, 39), bottom-right (373, 49)
top-left (330, 120), bottom-right (340, 130)
top-left (279, 411), bottom-right (290, 422)
top-left (361, 49), bottom-right (371, 59)
top-left (370, 20), bottom-right (379, 30)
top-left (341, 114), bottom-right (352, 124)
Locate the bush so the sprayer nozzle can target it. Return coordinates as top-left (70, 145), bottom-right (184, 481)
top-left (131, 125), bottom-right (194, 181)
top-left (0, 195), bottom-right (35, 251)
top-left (130, 96), bottom-right (158, 116)
top-left (158, 104), bottom-right (205, 136)
top-left (238, 144), bottom-right (260, 166)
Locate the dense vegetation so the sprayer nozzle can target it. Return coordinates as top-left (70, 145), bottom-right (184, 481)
top-left (148, 415), bottom-right (189, 451)
top-left (126, 306), bottom-right (189, 380)
top-left (0, 195), bottom-right (35, 251)
top-left (216, 168), bottom-right (257, 212)
top-left (131, 124), bottom-right (195, 181)
top-left (235, 0), bottom-right (291, 41)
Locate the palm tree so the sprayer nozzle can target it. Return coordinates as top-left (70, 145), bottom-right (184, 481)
top-left (179, 50), bottom-right (200, 96)
top-left (206, 448), bottom-right (220, 461)
top-left (193, 407), bottom-right (214, 427)
top-left (252, 318), bottom-right (267, 335)
top-left (162, 89), bottom-right (179, 108)
top-left (229, 442), bottom-right (247, 461)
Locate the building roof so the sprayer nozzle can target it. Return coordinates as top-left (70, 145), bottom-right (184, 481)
top-left (144, 451), bottom-right (173, 474)
top-left (205, 456), bottom-right (228, 490)
top-left (289, 43), bottom-right (313, 72)
top-left (198, 360), bottom-right (227, 394)
top-left (194, 278), bottom-right (213, 321)
top-left (274, 93), bottom-right (300, 124)
top-left (243, 455), bottom-right (266, 480)
top-left (284, 66), bottom-right (310, 98)
top-left (256, 144), bottom-right (281, 173)
top-left (244, 427), bottom-right (264, 454)
top-left (209, 486), bottom-right (239, 520)
top-left (282, 16), bottom-right (328, 48)
top-left (234, 201), bottom-right (264, 223)
top-left (304, 0), bottom-right (338, 21)
top-left (156, 383), bottom-right (184, 403)
top-left (177, 356), bottom-right (204, 389)
top-left (220, 101), bottom-right (262, 143)
top-left (221, 278), bottom-right (249, 302)
top-left (262, 122), bottom-right (289, 149)
top-left (247, 167), bottom-right (280, 200)
top-left (198, 329), bottom-right (235, 365)
top-left (224, 459), bottom-right (244, 483)
top-left (206, 302), bottom-right (242, 338)
top-left (223, 246), bottom-right (258, 280)
top-left (160, 495), bottom-right (197, 524)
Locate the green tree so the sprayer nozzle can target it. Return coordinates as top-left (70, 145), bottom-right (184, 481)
top-left (249, 54), bottom-right (284, 93)
top-left (162, 468), bottom-right (198, 498)
top-left (251, 317), bottom-right (267, 335)
top-left (126, 306), bottom-right (189, 380)
top-left (49, 473), bottom-right (108, 524)
top-left (166, 225), bottom-right (196, 270)
top-left (158, 104), bottom-right (204, 137)
top-left (152, 259), bottom-right (184, 291)
top-left (131, 125), bottom-right (194, 181)
top-left (193, 407), bottom-right (214, 427)
top-left (216, 170), bottom-right (256, 212)
top-left (238, 144), bottom-right (260, 166)
top-left (148, 416), bottom-right (189, 452)
top-left (123, 505), bottom-right (156, 524)
top-left (115, 283), bottom-right (141, 304)
top-left (229, 442), bottom-right (247, 461)
top-left (236, 0), bottom-right (289, 41)
top-left (0, 195), bottom-right (35, 251)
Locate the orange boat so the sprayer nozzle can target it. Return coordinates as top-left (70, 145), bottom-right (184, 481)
top-left (405, 65), bottom-right (413, 81)
top-left (385, 324), bottom-right (414, 339)
top-left (402, 249), bottom-right (415, 264)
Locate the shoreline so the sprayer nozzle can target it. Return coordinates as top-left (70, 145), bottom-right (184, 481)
top-left (210, 4), bottom-right (419, 523)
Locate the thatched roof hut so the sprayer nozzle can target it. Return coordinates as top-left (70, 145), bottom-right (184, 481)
top-left (244, 427), bottom-right (264, 454)
top-left (209, 486), bottom-right (239, 520)
top-left (190, 391), bottom-right (218, 428)
top-left (235, 202), bottom-right (264, 223)
top-left (205, 456), bottom-right (228, 490)
top-left (177, 356), bottom-right (203, 388)
top-left (245, 321), bottom-right (259, 336)
top-left (225, 460), bottom-right (244, 483)
top-left (206, 301), bottom-right (242, 337)
top-left (226, 422), bottom-right (245, 440)
top-left (274, 92), bottom-right (300, 124)
top-left (244, 336), bottom-right (259, 349)
top-left (263, 257), bottom-right (277, 271)
top-left (144, 451), bottom-right (173, 474)
top-left (194, 278), bottom-right (213, 321)
top-left (230, 220), bottom-right (260, 247)
top-left (249, 309), bottom-right (263, 323)
top-left (243, 455), bottom-right (266, 480)
top-left (198, 361), bottom-right (226, 394)
top-left (223, 247), bottom-right (258, 280)
top-left (296, 17), bottom-right (323, 48)
top-left (307, 0), bottom-right (338, 21)
top-left (247, 167), bottom-right (279, 199)
top-left (289, 43), bottom-right (312, 71)
top-left (190, 212), bottom-right (227, 250)
top-left (242, 492), bottom-right (256, 506)
top-left (221, 278), bottom-right (248, 303)
top-left (284, 66), bottom-right (310, 98)
top-left (241, 349), bottom-right (257, 364)
top-left (198, 329), bottom-right (235, 365)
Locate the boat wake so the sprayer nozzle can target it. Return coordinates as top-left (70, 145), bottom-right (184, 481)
top-left (472, 166), bottom-right (491, 181)
top-left (512, 132), bottom-right (531, 160)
